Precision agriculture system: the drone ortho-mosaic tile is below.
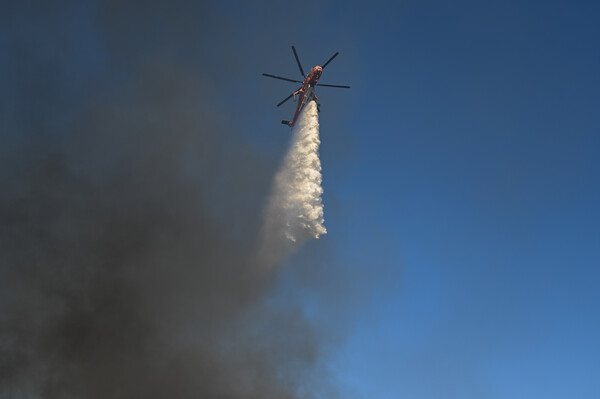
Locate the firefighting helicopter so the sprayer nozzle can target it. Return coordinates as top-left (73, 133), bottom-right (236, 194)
top-left (262, 46), bottom-right (350, 127)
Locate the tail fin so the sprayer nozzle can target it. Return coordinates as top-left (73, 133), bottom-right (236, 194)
top-left (281, 120), bottom-right (292, 126)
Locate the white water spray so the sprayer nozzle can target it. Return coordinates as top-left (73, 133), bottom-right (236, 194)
top-left (259, 101), bottom-right (326, 265)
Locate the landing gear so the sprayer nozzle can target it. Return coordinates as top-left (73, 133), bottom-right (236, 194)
top-left (293, 89), bottom-right (304, 102)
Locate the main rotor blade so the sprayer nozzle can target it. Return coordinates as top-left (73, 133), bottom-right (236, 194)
top-left (262, 73), bottom-right (302, 83)
top-left (321, 52), bottom-right (339, 69)
top-left (317, 83), bottom-right (351, 88)
top-left (277, 93), bottom-right (294, 107)
top-left (291, 46), bottom-right (305, 77)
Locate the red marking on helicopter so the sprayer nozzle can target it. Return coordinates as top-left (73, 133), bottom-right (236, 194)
top-left (262, 46), bottom-right (350, 127)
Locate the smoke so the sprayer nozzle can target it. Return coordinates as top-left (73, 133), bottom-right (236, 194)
top-left (0, 3), bottom-right (336, 398)
top-left (259, 101), bottom-right (327, 267)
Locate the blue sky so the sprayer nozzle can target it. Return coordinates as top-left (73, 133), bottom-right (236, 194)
top-left (3, 1), bottom-right (599, 398)
top-left (245, 1), bottom-right (600, 398)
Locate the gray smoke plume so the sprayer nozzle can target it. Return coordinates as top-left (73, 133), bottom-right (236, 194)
top-left (0, 2), bottom-right (335, 398)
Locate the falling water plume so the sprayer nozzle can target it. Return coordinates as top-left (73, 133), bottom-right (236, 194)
top-left (260, 101), bottom-right (326, 266)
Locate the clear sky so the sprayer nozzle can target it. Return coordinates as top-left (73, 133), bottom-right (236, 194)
top-left (243, 1), bottom-right (600, 398)
top-left (3, 1), bottom-right (599, 398)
